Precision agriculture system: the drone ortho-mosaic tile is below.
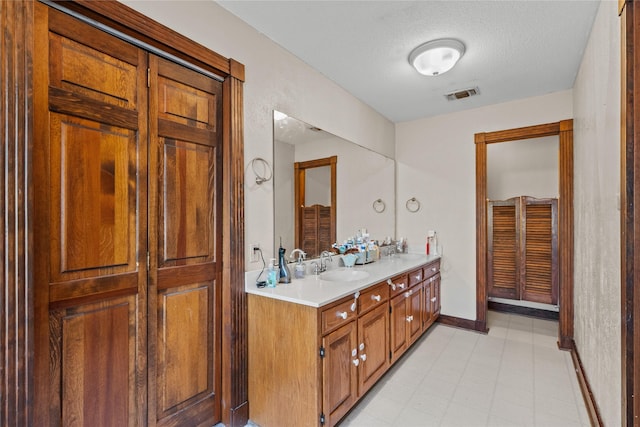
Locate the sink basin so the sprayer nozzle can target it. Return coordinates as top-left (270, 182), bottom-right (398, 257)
top-left (320, 269), bottom-right (370, 282)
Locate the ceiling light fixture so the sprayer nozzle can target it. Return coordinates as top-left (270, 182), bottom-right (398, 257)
top-left (409, 38), bottom-right (465, 76)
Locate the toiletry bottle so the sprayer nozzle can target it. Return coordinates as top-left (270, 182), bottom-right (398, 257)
top-left (425, 235), bottom-right (430, 255)
top-left (278, 245), bottom-right (291, 283)
top-left (267, 258), bottom-right (278, 287)
top-left (295, 260), bottom-right (305, 279)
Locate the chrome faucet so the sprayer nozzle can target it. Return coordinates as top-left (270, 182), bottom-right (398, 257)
top-left (319, 251), bottom-right (333, 272)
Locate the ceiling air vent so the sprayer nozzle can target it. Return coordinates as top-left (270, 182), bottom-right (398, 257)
top-left (445, 87), bottom-right (480, 101)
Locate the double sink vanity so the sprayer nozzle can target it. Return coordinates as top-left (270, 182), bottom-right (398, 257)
top-left (246, 253), bottom-right (442, 426)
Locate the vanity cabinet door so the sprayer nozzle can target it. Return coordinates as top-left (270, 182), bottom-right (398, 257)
top-left (408, 285), bottom-right (423, 344)
top-left (431, 273), bottom-right (441, 321)
top-left (357, 304), bottom-right (389, 395)
top-left (422, 281), bottom-right (433, 330)
top-left (389, 292), bottom-right (409, 363)
top-left (322, 321), bottom-right (358, 427)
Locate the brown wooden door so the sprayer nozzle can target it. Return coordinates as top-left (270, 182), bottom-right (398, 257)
top-left (431, 274), bottom-right (441, 321)
top-left (357, 304), bottom-right (390, 394)
top-left (488, 198), bottom-right (520, 300)
top-left (148, 55), bottom-right (222, 426)
top-left (408, 286), bottom-right (423, 344)
top-left (34, 6), bottom-right (223, 426)
top-left (422, 281), bottom-right (433, 329)
top-left (389, 293), bottom-right (409, 363)
top-left (488, 197), bottom-right (558, 305)
top-left (33, 6), bottom-right (149, 425)
top-left (323, 322), bottom-right (358, 426)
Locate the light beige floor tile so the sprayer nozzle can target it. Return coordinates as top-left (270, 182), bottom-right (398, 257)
top-left (440, 401), bottom-right (489, 427)
top-left (493, 383), bottom-right (535, 408)
top-left (490, 398), bottom-right (535, 426)
top-left (392, 406), bottom-right (441, 427)
top-left (451, 382), bottom-right (495, 411)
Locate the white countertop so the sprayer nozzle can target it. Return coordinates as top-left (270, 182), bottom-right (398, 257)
top-left (245, 253), bottom-right (441, 308)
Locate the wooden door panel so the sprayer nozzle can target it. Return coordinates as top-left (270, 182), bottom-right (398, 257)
top-left (358, 304), bottom-right (389, 394)
top-left (34, 7), bottom-right (149, 426)
top-left (422, 282), bottom-right (432, 329)
top-left (149, 55), bottom-right (222, 426)
top-left (322, 322), bottom-right (357, 426)
top-left (157, 283), bottom-right (211, 415)
top-left (522, 199), bottom-right (558, 304)
top-left (54, 296), bottom-right (139, 427)
top-left (48, 10), bottom-right (140, 111)
top-left (161, 139), bottom-right (214, 263)
top-left (488, 200), bottom-right (519, 300)
top-left (390, 294), bottom-right (408, 362)
top-left (50, 114), bottom-right (136, 278)
top-left (408, 287), bottom-right (422, 343)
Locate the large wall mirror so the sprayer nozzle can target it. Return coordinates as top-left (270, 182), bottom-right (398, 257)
top-left (273, 111), bottom-right (395, 259)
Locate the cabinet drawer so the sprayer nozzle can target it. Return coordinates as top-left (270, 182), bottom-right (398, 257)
top-left (359, 282), bottom-right (389, 314)
top-left (423, 260), bottom-right (440, 280)
top-left (386, 273), bottom-right (409, 297)
top-left (408, 268), bottom-right (423, 287)
top-left (321, 299), bottom-right (357, 334)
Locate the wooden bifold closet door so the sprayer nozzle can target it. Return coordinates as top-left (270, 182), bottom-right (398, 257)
top-left (488, 196), bottom-right (558, 305)
top-left (33, 4), bottom-right (222, 426)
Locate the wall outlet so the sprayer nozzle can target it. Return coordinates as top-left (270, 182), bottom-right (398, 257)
top-left (250, 243), bottom-right (261, 263)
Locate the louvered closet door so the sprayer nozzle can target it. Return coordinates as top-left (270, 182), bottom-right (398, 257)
top-left (33, 5), bottom-right (148, 425)
top-left (488, 198), bottom-right (520, 300)
top-left (522, 197), bottom-right (558, 305)
top-left (148, 55), bottom-right (223, 426)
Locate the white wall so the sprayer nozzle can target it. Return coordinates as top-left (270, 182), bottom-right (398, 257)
top-left (396, 91), bottom-right (572, 320)
top-left (487, 136), bottom-right (559, 200)
top-left (121, 0), bottom-right (396, 264)
top-left (572, 1), bottom-right (621, 425)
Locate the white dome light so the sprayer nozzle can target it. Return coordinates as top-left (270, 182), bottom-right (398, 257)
top-left (409, 39), bottom-right (465, 76)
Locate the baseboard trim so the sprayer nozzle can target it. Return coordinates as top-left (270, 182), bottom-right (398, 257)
top-left (488, 301), bottom-right (559, 320)
top-left (569, 339), bottom-right (603, 426)
top-left (437, 314), bottom-right (488, 333)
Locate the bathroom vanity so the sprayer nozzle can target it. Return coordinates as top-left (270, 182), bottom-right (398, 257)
top-left (246, 254), bottom-right (441, 426)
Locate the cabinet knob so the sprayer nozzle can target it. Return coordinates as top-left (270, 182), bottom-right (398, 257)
top-left (338, 311), bottom-right (348, 320)
top-left (431, 297), bottom-right (437, 303)
top-left (415, 275), bottom-right (421, 281)
top-left (352, 359), bottom-right (360, 367)
top-left (405, 290), bottom-right (413, 298)
top-left (350, 302), bottom-right (357, 312)
top-left (406, 315), bottom-right (413, 322)
top-left (359, 342), bottom-right (365, 351)
top-left (352, 348), bottom-right (357, 357)
top-left (398, 283), bottom-right (406, 290)
top-left (371, 294), bottom-right (381, 302)
top-left (432, 267), bottom-right (436, 272)
top-left (360, 354), bottom-right (367, 362)
top-left (387, 279), bottom-right (396, 291)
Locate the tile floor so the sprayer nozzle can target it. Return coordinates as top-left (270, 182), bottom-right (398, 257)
top-left (339, 310), bottom-right (590, 427)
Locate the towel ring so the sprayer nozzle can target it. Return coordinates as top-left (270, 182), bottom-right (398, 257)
top-left (251, 157), bottom-right (272, 185)
top-left (406, 197), bottom-right (421, 213)
top-left (372, 199), bottom-right (386, 213)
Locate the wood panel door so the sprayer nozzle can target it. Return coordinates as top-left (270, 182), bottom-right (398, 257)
top-left (488, 198), bottom-right (520, 300)
top-left (389, 293), bottom-right (409, 363)
top-left (34, 6), bottom-right (223, 426)
top-left (408, 286), bottom-right (423, 344)
top-left (357, 304), bottom-right (389, 394)
top-left (33, 6), bottom-right (149, 425)
top-left (522, 197), bottom-right (558, 304)
top-left (487, 196), bottom-right (558, 305)
top-left (322, 321), bottom-right (358, 427)
top-left (148, 55), bottom-right (223, 426)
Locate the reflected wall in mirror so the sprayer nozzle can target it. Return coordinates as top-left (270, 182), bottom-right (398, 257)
top-left (273, 111), bottom-right (395, 259)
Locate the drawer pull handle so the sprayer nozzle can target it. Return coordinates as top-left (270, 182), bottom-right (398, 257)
top-left (405, 290), bottom-right (413, 298)
top-left (415, 275), bottom-right (421, 281)
top-left (338, 311), bottom-right (348, 320)
top-left (387, 279), bottom-right (396, 291)
top-left (398, 283), bottom-right (406, 290)
top-left (371, 294), bottom-right (381, 302)
top-left (352, 359), bottom-right (360, 367)
top-left (406, 315), bottom-right (413, 322)
top-left (352, 348), bottom-right (357, 357)
top-left (432, 267), bottom-right (436, 272)
top-left (350, 302), bottom-right (357, 312)
top-left (360, 354), bottom-right (367, 362)
top-left (431, 297), bottom-right (437, 303)
top-left (359, 342), bottom-right (365, 351)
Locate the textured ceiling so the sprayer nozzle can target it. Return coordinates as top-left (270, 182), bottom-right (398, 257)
top-left (216, 0), bottom-right (600, 123)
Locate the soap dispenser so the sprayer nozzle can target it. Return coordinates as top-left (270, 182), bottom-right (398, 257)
top-left (278, 240), bottom-right (291, 284)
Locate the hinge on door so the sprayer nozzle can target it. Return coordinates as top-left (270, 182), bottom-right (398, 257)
top-left (147, 252), bottom-right (150, 271)
top-left (320, 413), bottom-right (325, 425)
top-left (147, 68), bottom-right (151, 88)
top-left (319, 346), bottom-right (325, 358)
